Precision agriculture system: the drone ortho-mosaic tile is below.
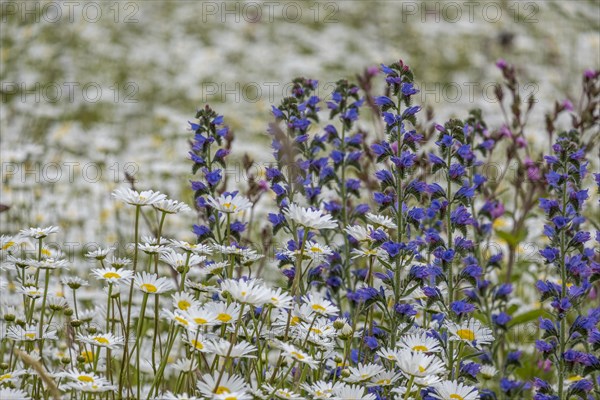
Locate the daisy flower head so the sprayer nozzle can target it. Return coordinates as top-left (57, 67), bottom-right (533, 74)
top-left (207, 193), bottom-right (252, 214)
top-left (112, 187), bottom-right (166, 206)
top-left (400, 332), bottom-right (442, 353)
top-left (333, 383), bottom-right (376, 400)
top-left (211, 301), bottom-right (245, 324)
top-left (161, 249), bottom-right (205, 272)
top-left (153, 198), bottom-right (192, 214)
top-left (162, 309), bottom-right (197, 331)
top-left (6, 324), bottom-right (57, 341)
top-left (367, 370), bottom-right (403, 387)
top-left (303, 291), bottom-right (339, 316)
top-left (197, 372), bottom-right (248, 397)
top-left (172, 291), bottom-right (199, 311)
top-left (208, 338), bottom-right (257, 359)
top-left (431, 380), bottom-right (479, 400)
top-left (344, 363), bottom-right (385, 383)
top-left (19, 226), bottom-right (59, 239)
top-left (134, 272), bottom-right (175, 294)
top-left (77, 333), bottom-right (124, 349)
top-left (92, 267), bottom-right (134, 284)
top-left (220, 278), bottom-right (271, 306)
top-left (84, 246), bottom-right (114, 260)
top-left (301, 381), bottom-right (338, 399)
top-left (446, 318), bottom-right (494, 348)
top-left (0, 369), bottom-right (27, 385)
top-left (396, 349), bottom-right (445, 380)
top-left (154, 392), bottom-right (200, 400)
top-left (273, 340), bottom-right (318, 367)
top-left (283, 203), bottom-right (337, 230)
top-left (365, 213), bottom-right (397, 229)
top-left (185, 305), bottom-right (218, 327)
top-left (170, 240), bottom-right (213, 255)
top-left (185, 333), bottom-right (211, 353)
top-left (0, 388), bottom-right (32, 400)
top-left (61, 276), bottom-right (89, 289)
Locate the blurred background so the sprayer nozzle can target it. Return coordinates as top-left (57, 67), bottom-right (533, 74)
top-left (1, 0), bottom-right (598, 249)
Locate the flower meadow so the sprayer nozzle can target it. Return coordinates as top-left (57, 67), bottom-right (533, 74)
top-left (0, 60), bottom-right (599, 400)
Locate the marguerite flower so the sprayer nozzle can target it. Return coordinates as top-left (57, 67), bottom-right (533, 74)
top-left (112, 187), bottom-right (166, 206)
top-left (208, 338), bottom-right (257, 359)
top-left (153, 198), bottom-right (192, 214)
top-left (19, 226), bottom-right (58, 239)
top-left (161, 249), bottom-right (205, 272)
top-left (365, 213), bottom-right (396, 229)
top-left (446, 319), bottom-right (494, 347)
top-left (344, 363), bottom-right (385, 383)
top-left (207, 193), bottom-right (252, 214)
top-left (431, 380), bottom-right (479, 400)
top-left (283, 203), bottom-right (337, 230)
top-left (273, 340), bottom-right (318, 368)
top-left (133, 272), bottom-right (175, 294)
top-left (333, 383), bottom-right (376, 400)
top-left (211, 302), bottom-right (244, 324)
top-left (301, 381), bottom-right (338, 399)
top-left (220, 279), bottom-right (271, 306)
top-left (6, 324), bottom-right (57, 341)
top-left (197, 372), bottom-right (248, 397)
top-left (172, 291), bottom-right (199, 311)
top-left (0, 388), bottom-right (32, 400)
top-left (77, 333), bottom-right (124, 349)
top-left (0, 370), bottom-right (27, 385)
top-left (400, 332), bottom-right (442, 353)
top-left (303, 291), bottom-right (339, 316)
top-left (91, 267), bottom-right (134, 283)
top-left (396, 349), bottom-right (445, 381)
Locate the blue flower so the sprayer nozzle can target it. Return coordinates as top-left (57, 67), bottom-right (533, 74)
top-left (205, 169), bottom-right (222, 186)
top-left (382, 241), bottom-right (402, 258)
top-left (539, 247), bottom-right (560, 263)
top-left (450, 300), bottom-right (476, 316)
top-left (401, 82), bottom-right (419, 96)
top-left (492, 312), bottom-right (512, 327)
top-left (374, 96), bottom-right (395, 107)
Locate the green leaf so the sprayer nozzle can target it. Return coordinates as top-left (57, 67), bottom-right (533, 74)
top-left (507, 309), bottom-right (549, 328)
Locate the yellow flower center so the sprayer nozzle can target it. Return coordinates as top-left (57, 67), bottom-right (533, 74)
top-left (24, 333), bottom-right (36, 340)
top-left (2, 241), bottom-right (15, 250)
top-left (412, 345), bottom-right (428, 352)
top-left (217, 313), bottom-right (232, 322)
top-left (291, 316), bottom-right (300, 326)
top-left (194, 318), bottom-right (208, 325)
top-left (450, 394), bottom-right (464, 400)
top-left (310, 328), bottom-right (322, 334)
top-left (0, 374), bottom-right (12, 381)
top-left (457, 329), bottom-right (475, 341)
top-left (78, 375), bottom-right (94, 383)
top-left (240, 291), bottom-right (247, 296)
top-left (277, 390), bottom-right (291, 398)
top-left (311, 304), bottom-right (326, 312)
top-left (191, 340), bottom-right (204, 350)
top-left (42, 248), bottom-right (52, 256)
top-left (178, 300), bottom-right (191, 310)
top-left (215, 387), bottom-right (231, 394)
top-left (175, 316), bottom-right (189, 326)
top-left (141, 283), bottom-right (157, 293)
top-left (104, 272), bottom-right (121, 279)
top-left (223, 202), bottom-right (236, 211)
top-left (310, 246), bottom-right (322, 253)
top-left (81, 350), bottom-right (94, 362)
top-left (377, 379), bottom-right (391, 385)
top-left (93, 336), bottom-right (110, 344)
top-left (365, 249), bottom-right (377, 255)
top-left (418, 365), bottom-right (426, 373)
top-left (291, 351), bottom-right (304, 360)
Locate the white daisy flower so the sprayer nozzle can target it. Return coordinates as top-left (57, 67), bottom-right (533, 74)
top-left (431, 380), bottom-right (479, 400)
top-left (262, 385), bottom-right (301, 400)
top-left (112, 187), bottom-right (166, 206)
top-left (172, 291), bottom-right (199, 311)
top-left (208, 338), bottom-right (257, 359)
top-left (170, 240), bottom-right (213, 255)
top-left (400, 332), bottom-right (442, 353)
top-left (6, 324), bottom-right (57, 341)
top-left (333, 383), bottom-right (376, 400)
top-left (185, 333), bottom-right (211, 353)
top-left (396, 349), bottom-right (445, 380)
top-left (350, 247), bottom-right (387, 259)
top-left (133, 272), bottom-right (175, 294)
top-left (161, 249), bottom-right (205, 271)
top-left (479, 365), bottom-right (497, 379)
top-left (345, 363), bottom-right (385, 383)
top-left (91, 267), bottom-right (134, 283)
top-left (0, 370), bottom-right (27, 385)
top-left (84, 247), bottom-right (114, 260)
top-left (303, 291), bottom-right (339, 316)
top-left (446, 318), bottom-right (494, 347)
top-left (0, 388), bottom-right (32, 400)
top-left (267, 288), bottom-right (294, 309)
top-left (154, 392), bottom-right (200, 400)
top-left (153, 198), bottom-right (192, 214)
top-left (272, 340), bottom-right (318, 368)
top-left (77, 333), bottom-right (124, 349)
top-left (18, 284), bottom-right (43, 299)
top-left (197, 372), bottom-right (248, 397)
top-left (107, 257), bottom-right (132, 268)
top-left (207, 194), bottom-right (252, 214)
top-left (283, 203), bottom-right (337, 230)
top-left (220, 279), bottom-right (272, 307)
top-left (185, 306), bottom-right (218, 327)
top-left (367, 370), bottom-right (403, 387)
top-left (365, 213), bottom-right (397, 229)
top-left (301, 381), bottom-right (338, 399)
top-left (211, 302), bottom-right (245, 324)
top-left (19, 226), bottom-right (58, 239)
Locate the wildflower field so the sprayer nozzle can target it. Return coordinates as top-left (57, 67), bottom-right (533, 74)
top-left (0, 1), bottom-right (599, 400)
